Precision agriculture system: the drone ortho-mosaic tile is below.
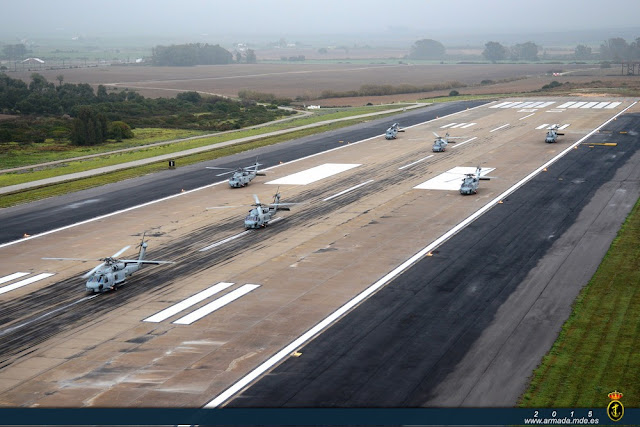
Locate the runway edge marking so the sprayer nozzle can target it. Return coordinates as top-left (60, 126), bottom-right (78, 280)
top-left (0, 101), bottom-right (491, 249)
top-left (203, 100), bottom-right (637, 408)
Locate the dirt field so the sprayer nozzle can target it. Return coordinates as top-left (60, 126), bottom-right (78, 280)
top-left (8, 62), bottom-right (634, 107)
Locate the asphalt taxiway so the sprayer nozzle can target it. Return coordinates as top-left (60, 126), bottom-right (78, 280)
top-left (0, 98), bottom-right (637, 408)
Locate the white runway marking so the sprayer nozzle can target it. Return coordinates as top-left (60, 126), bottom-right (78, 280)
top-left (568, 102), bottom-right (588, 108)
top-left (460, 123), bottom-right (477, 128)
top-left (0, 273), bottom-right (54, 295)
top-left (519, 113), bottom-right (536, 120)
top-left (546, 109), bottom-right (565, 113)
top-left (592, 102), bottom-right (610, 109)
top-left (265, 163), bottom-right (360, 185)
top-left (440, 123), bottom-right (458, 128)
top-left (451, 137), bottom-right (477, 149)
top-left (490, 124), bottom-right (509, 132)
top-left (200, 231), bottom-right (251, 252)
top-left (173, 284), bottom-right (260, 325)
top-left (414, 167), bottom-right (495, 191)
top-left (518, 109), bottom-right (537, 113)
top-left (517, 102), bottom-right (538, 109)
top-left (557, 102), bottom-right (576, 108)
top-left (536, 124), bottom-right (549, 130)
top-left (143, 282), bottom-right (235, 323)
top-left (580, 102), bottom-right (599, 109)
top-left (558, 124), bottom-right (571, 130)
top-left (489, 101), bottom-right (513, 108)
top-left (536, 102), bottom-right (556, 109)
top-left (323, 180), bottom-right (374, 201)
top-left (398, 155), bottom-right (434, 170)
top-left (605, 102), bottom-right (622, 109)
top-left (502, 101), bottom-right (526, 108)
top-left (0, 272), bottom-right (30, 285)
top-left (204, 100), bottom-right (638, 409)
top-left (449, 123), bottom-right (468, 128)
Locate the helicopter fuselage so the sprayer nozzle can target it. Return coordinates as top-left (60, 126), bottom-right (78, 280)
top-left (229, 171), bottom-right (256, 187)
top-left (85, 262), bottom-right (140, 292)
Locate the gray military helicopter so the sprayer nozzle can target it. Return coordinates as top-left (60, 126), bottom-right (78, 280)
top-left (545, 125), bottom-right (564, 143)
top-left (432, 132), bottom-right (464, 152)
top-left (244, 190), bottom-right (298, 229)
top-left (43, 234), bottom-right (173, 292)
top-left (206, 161), bottom-right (265, 187)
top-left (385, 123), bottom-right (405, 140)
top-left (459, 166), bottom-right (493, 195)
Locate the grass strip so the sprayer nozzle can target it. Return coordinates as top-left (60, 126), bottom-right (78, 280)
top-left (0, 115), bottom-right (398, 208)
top-left (0, 104), bottom-right (416, 186)
top-left (520, 196), bottom-right (640, 408)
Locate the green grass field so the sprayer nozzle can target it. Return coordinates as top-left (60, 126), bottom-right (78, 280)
top-left (520, 197), bottom-right (640, 408)
top-left (0, 104), bottom-right (416, 186)
top-left (0, 113), bottom-right (404, 207)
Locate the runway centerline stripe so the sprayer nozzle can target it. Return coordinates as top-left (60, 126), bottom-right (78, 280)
top-left (489, 124), bottom-right (510, 132)
top-left (265, 163), bottom-right (361, 185)
top-left (451, 137), bottom-right (477, 149)
top-left (323, 180), bottom-right (374, 201)
top-left (0, 101), bottom-right (491, 249)
top-left (536, 124), bottom-right (549, 130)
top-left (460, 123), bottom-right (476, 128)
top-left (173, 284), bottom-right (260, 325)
top-left (0, 272), bottom-right (30, 285)
top-left (200, 231), bottom-right (251, 252)
top-left (204, 99), bottom-right (637, 409)
top-left (519, 113), bottom-right (536, 120)
top-left (398, 154), bottom-right (434, 170)
top-left (0, 273), bottom-right (54, 295)
top-left (143, 282), bottom-right (235, 323)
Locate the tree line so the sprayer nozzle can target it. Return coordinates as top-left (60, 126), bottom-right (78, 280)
top-left (408, 37), bottom-right (640, 62)
top-left (151, 43), bottom-right (234, 66)
top-left (0, 73), bottom-right (291, 146)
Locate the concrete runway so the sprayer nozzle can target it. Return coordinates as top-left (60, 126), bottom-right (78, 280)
top-left (0, 101), bottom-right (481, 244)
top-left (0, 98), bottom-right (637, 408)
top-left (228, 110), bottom-right (640, 407)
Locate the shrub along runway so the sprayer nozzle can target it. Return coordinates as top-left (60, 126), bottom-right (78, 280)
top-left (0, 98), bottom-right (636, 407)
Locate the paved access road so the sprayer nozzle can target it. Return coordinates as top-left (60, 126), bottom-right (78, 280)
top-left (0, 102), bottom-right (482, 244)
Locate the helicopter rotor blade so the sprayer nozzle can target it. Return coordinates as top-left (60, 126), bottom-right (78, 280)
top-left (253, 194), bottom-right (261, 205)
top-left (82, 262), bottom-right (105, 279)
top-left (42, 257), bottom-right (101, 262)
top-left (111, 246), bottom-right (130, 258)
top-left (432, 132), bottom-right (440, 138)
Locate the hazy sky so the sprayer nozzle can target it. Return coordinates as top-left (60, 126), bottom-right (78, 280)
top-left (2, 0), bottom-right (639, 39)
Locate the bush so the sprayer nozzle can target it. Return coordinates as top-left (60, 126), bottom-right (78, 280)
top-left (449, 90), bottom-right (460, 96)
top-left (108, 121), bottom-right (134, 141)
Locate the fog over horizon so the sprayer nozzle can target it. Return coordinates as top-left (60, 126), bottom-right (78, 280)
top-left (2, 0), bottom-right (640, 46)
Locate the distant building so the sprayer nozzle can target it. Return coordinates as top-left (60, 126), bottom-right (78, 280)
top-left (22, 58), bottom-right (45, 64)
